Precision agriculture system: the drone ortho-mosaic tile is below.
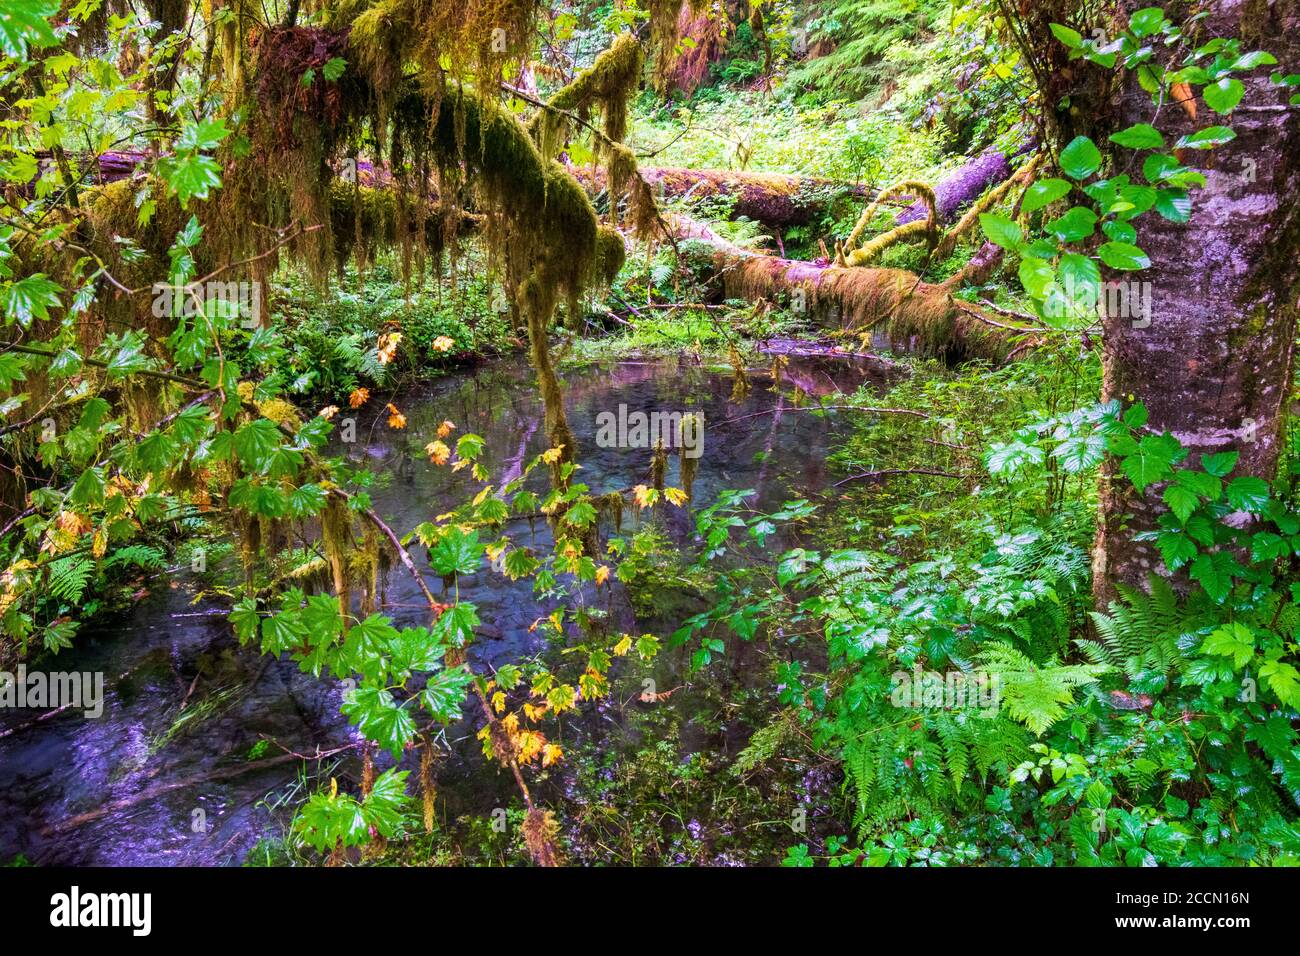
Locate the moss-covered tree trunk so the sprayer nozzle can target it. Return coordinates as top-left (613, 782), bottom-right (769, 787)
top-left (1091, 0), bottom-right (1300, 606)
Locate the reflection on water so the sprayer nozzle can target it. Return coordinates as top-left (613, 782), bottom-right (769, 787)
top-left (0, 351), bottom-right (890, 865)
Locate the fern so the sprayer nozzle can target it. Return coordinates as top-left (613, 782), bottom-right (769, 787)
top-left (104, 544), bottom-right (166, 571)
top-left (978, 641), bottom-right (1107, 736)
top-left (1082, 575), bottom-right (1206, 679)
top-left (732, 709), bottom-right (799, 776)
top-left (792, 0), bottom-right (947, 99)
top-left (822, 548), bottom-right (885, 592)
top-left (842, 710), bottom-right (1030, 837)
top-left (46, 555), bottom-right (93, 604)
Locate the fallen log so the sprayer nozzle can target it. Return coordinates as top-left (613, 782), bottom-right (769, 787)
top-left (574, 145), bottom-right (1025, 237)
top-left (895, 146), bottom-right (1031, 226)
top-left (572, 164), bottom-right (869, 229)
top-left (673, 216), bottom-right (1031, 363)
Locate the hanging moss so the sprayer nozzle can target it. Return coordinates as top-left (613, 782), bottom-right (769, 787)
top-left (327, 182), bottom-right (449, 276)
top-left (593, 225), bottom-right (627, 289)
top-left (646, 0), bottom-right (715, 92)
top-left (320, 493), bottom-right (355, 618)
top-left (532, 32), bottom-right (643, 155)
top-left (678, 444), bottom-right (698, 501)
top-left (595, 491), bottom-right (625, 534)
top-left (650, 440), bottom-right (668, 491)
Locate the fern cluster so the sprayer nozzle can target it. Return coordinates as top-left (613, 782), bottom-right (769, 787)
top-left (843, 710), bottom-right (1030, 836)
top-left (1081, 576), bottom-right (1206, 682)
top-left (791, 0), bottom-right (948, 100)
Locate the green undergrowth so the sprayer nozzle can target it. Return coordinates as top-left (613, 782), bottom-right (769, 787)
top-left (274, 258), bottom-right (517, 403)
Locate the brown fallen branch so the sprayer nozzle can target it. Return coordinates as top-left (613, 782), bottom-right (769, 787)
top-left (955, 303), bottom-right (1053, 340)
top-left (0, 664), bottom-right (137, 740)
top-left (40, 743), bottom-right (363, 835)
top-left (941, 241), bottom-right (1006, 290)
top-left (833, 468), bottom-right (970, 487)
top-left (574, 148), bottom-right (1031, 235)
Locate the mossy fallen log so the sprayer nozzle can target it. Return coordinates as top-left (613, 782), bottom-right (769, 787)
top-left (895, 147), bottom-right (1026, 226)
top-left (573, 146), bottom-right (1025, 236)
top-left (672, 216), bottom-right (1025, 363)
top-left (571, 164), bottom-right (869, 229)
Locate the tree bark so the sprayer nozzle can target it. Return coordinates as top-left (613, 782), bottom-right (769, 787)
top-left (1091, 0), bottom-right (1300, 605)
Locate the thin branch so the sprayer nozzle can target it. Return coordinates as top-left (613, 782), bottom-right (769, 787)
top-left (833, 468), bottom-right (970, 487)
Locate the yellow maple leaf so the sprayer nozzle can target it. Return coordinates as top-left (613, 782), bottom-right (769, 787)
top-left (436, 419), bottom-right (455, 438)
top-left (431, 335), bottom-right (455, 352)
top-left (426, 440), bottom-right (451, 465)
top-left (664, 487), bottom-right (688, 507)
top-left (516, 730), bottom-right (545, 764)
top-left (386, 403), bottom-right (406, 429)
top-left (376, 331), bottom-right (402, 365)
top-left (540, 445), bottom-right (565, 464)
top-left (595, 564), bottom-right (611, 586)
top-left (318, 405), bottom-right (340, 420)
top-left (542, 743), bottom-right (563, 767)
top-left (492, 690), bottom-right (506, 714)
top-left (349, 387), bottom-right (370, 408)
top-left (521, 702), bottom-right (540, 721)
top-left (612, 634), bottom-right (633, 657)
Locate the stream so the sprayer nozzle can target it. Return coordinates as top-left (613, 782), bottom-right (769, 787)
top-left (0, 346), bottom-right (894, 865)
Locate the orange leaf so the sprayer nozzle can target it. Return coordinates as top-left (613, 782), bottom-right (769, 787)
top-left (1170, 82), bottom-right (1196, 120)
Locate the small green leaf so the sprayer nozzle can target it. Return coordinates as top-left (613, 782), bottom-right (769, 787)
top-left (1201, 450), bottom-right (1239, 477)
top-left (1109, 124), bottom-right (1165, 149)
top-left (1045, 206), bottom-right (1098, 243)
top-left (3, 273), bottom-right (63, 327)
top-left (1128, 7), bottom-right (1165, 38)
top-left (1049, 23), bottom-right (1083, 48)
top-left (1163, 482), bottom-right (1199, 523)
top-left (1098, 241), bottom-right (1151, 271)
top-left (1199, 620), bottom-right (1254, 666)
top-left (1059, 136), bottom-right (1102, 180)
top-left (1153, 188), bottom-right (1191, 223)
top-left (979, 213), bottom-right (1023, 250)
top-left (1225, 475), bottom-right (1269, 513)
top-left (1175, 126), bottom-right (1236, 150)
top-left (1202, 77), bottom-right (1245, 113)
top-left (1020, 178), bottom-right (1072, 214)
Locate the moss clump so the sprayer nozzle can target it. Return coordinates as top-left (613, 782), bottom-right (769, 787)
top-left (720, 257), bottom-right (1012, 364)
top-left (838, 179), bottom-right (938, 267)
top-left (594, 225), bottom-right (627, 289)
top-left (533, 32), bottom-right (644, 154)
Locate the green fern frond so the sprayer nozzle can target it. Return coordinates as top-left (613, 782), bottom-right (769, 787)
top-left (46, 555), bottom-right (93, 604)
top-left (978, 641), bottom-right (1107, 736)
